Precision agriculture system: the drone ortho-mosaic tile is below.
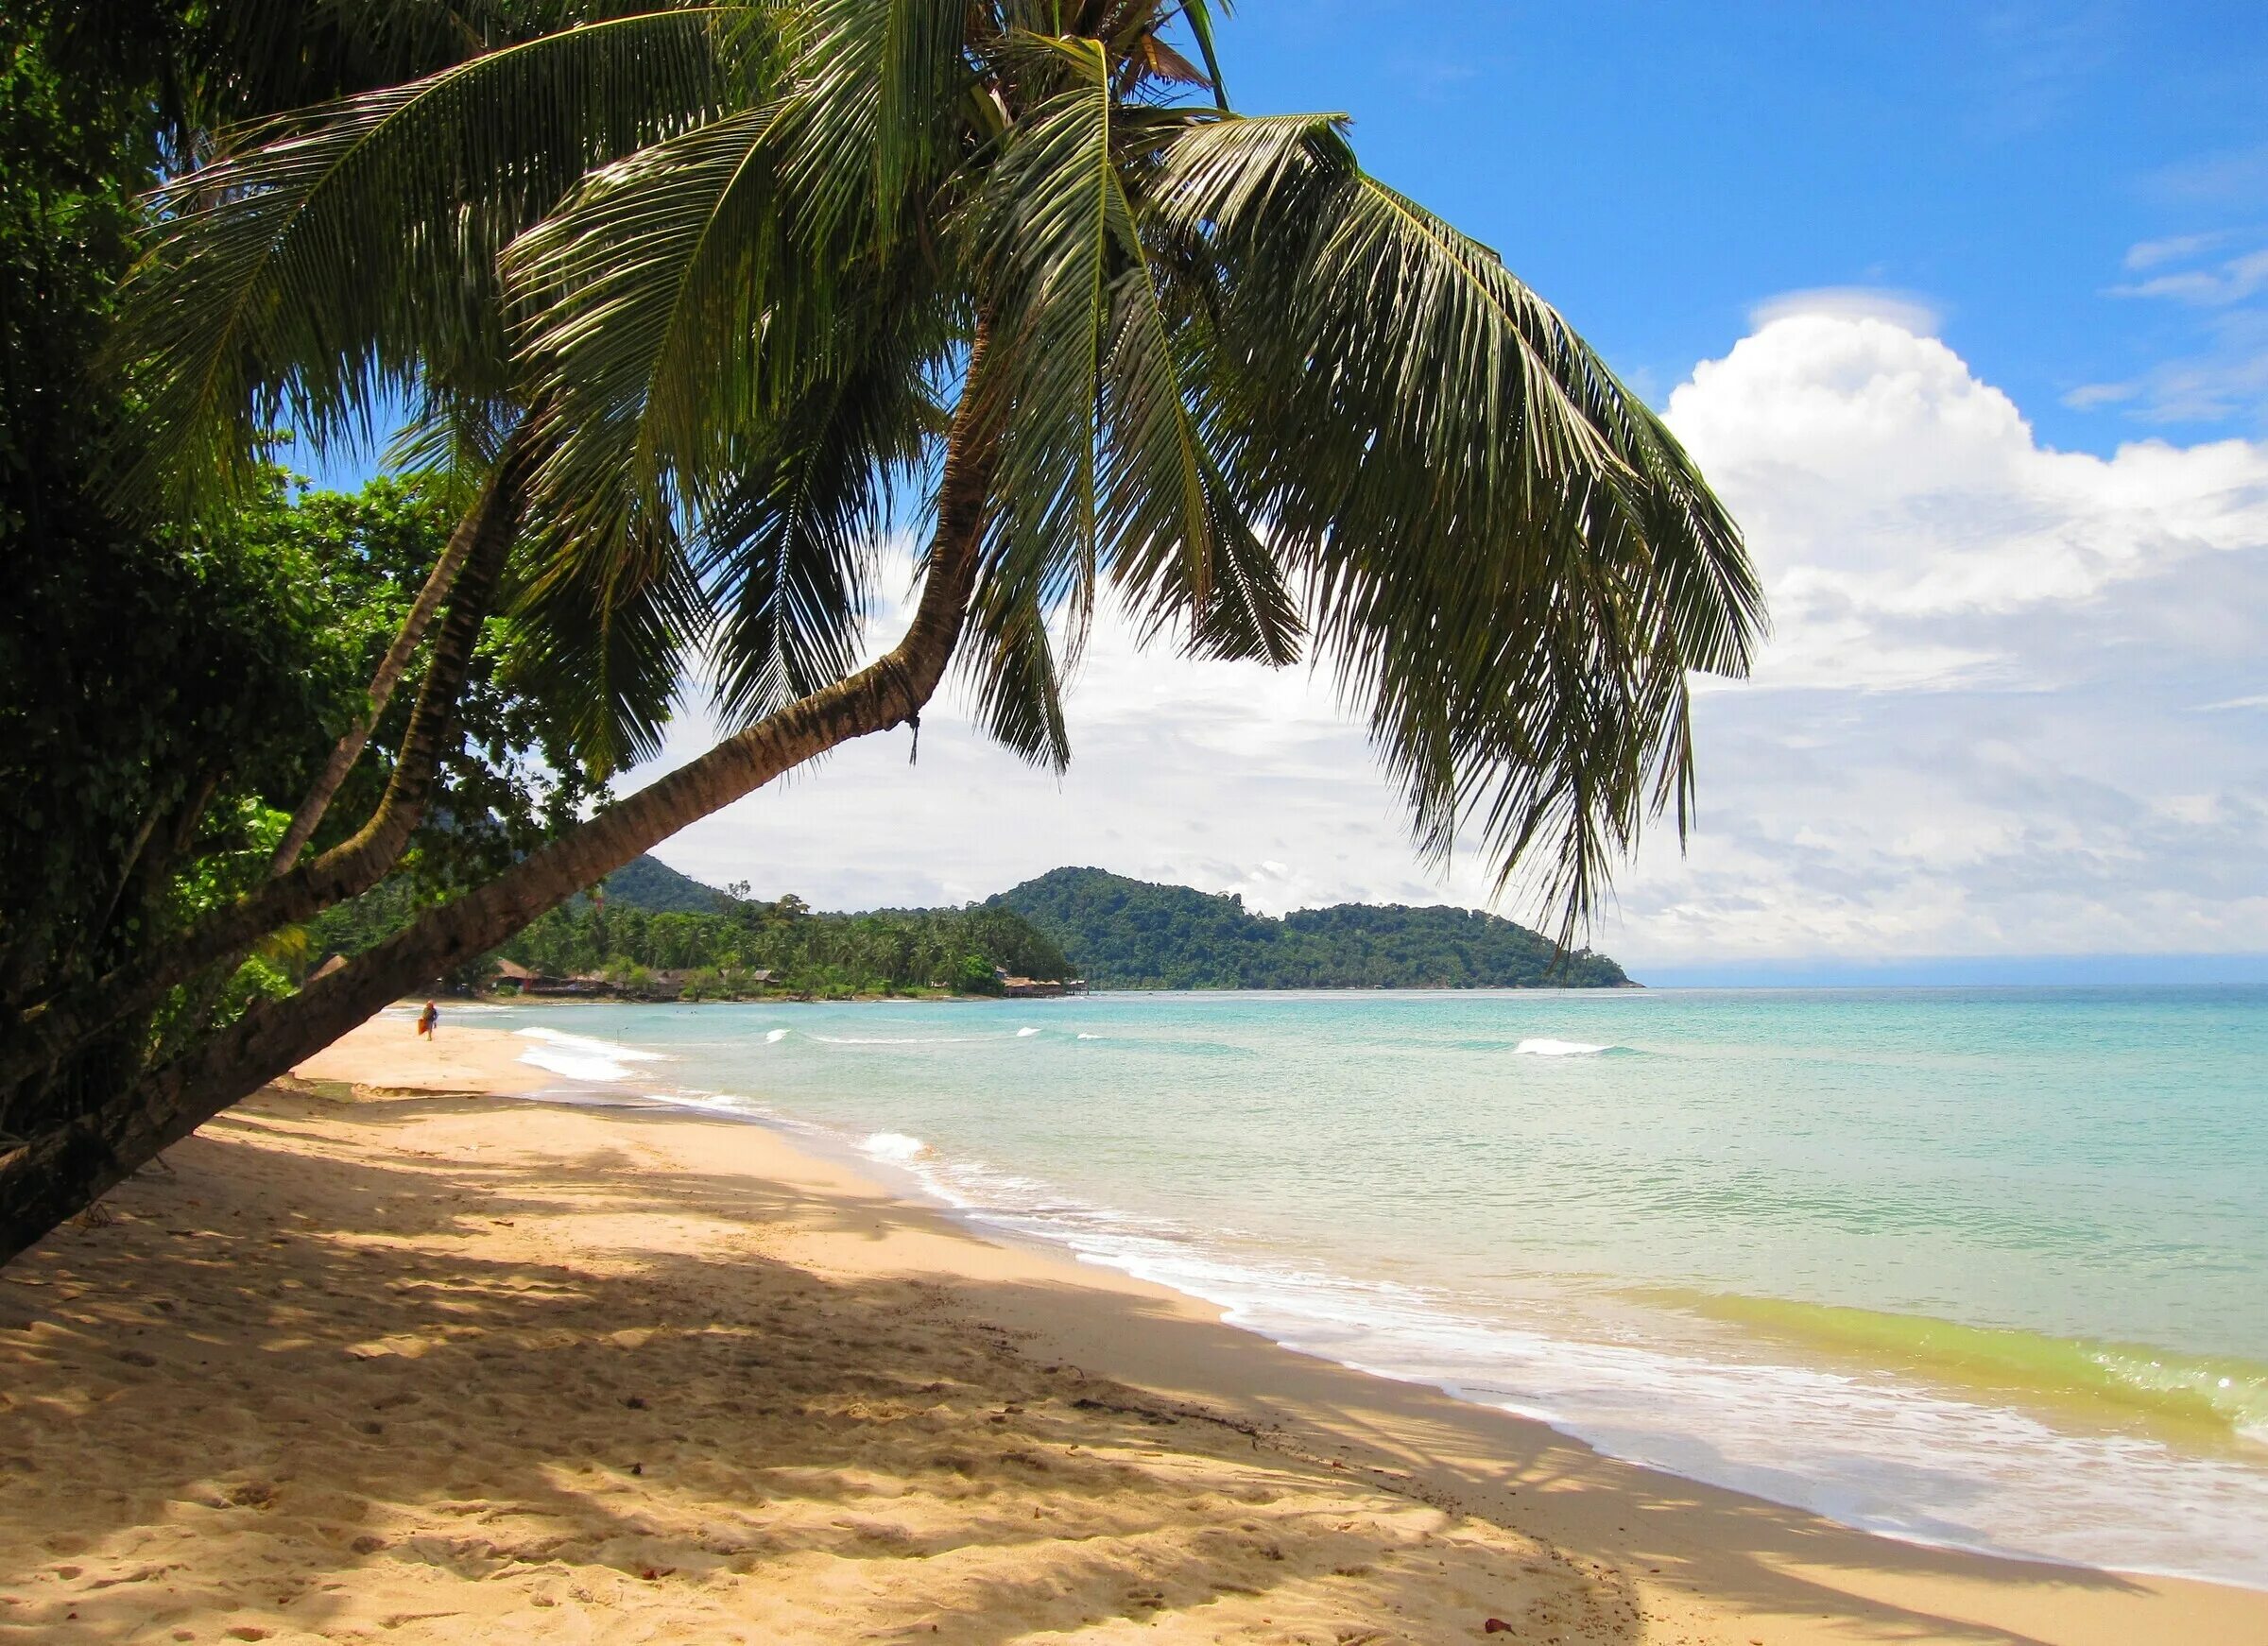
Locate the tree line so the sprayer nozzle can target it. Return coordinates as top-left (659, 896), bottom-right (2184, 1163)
top-left (505, 897), bottom-right (1071, 1000)
top-left (995, 868), bottom-right (1630, 989)
top-left (310, 858), bottom-right (1072, 999)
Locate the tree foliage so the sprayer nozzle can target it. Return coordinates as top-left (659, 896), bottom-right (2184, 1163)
top-left (501, 894), bottom-right (1071, 998)
top-left (996, 868), bottom-right (1628, 991)
top-left (310, 856), bottom-right (1073, 997)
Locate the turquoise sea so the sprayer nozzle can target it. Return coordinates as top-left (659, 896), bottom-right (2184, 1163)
top-left (451, 986), bottom-right (2268, 1587)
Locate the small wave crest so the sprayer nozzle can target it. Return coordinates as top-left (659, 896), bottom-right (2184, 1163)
top-left (1075, 1033), bottom-right (1102, 1040)
top-left (859, 1131), bottom-right (931, 1164)
top-left (1016, 1026), bottom-right (1040, 1037)
top-left (513, 1026), bottom-right (667, 1083)
top-left (765, 1027), bottom-right (791, 1043)
top-left (1513, 1037), bottom-right (1611, 1057)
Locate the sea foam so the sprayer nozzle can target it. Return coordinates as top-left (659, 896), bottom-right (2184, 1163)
top-left (1513, 1037), bottom-right (1609, 1056)
top-left (513, 1026), bottom-right (668, 1083)
top-left (859, 1131), bottom-right (931, 1163)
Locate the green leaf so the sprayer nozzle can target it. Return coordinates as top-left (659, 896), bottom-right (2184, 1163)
top-left (117, 9), bottom-right (748, 513)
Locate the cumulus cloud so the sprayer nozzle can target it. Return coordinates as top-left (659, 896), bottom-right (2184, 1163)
top-left (1611, 314), bottom-right (2268, 959)
top-left (636, 313), bottom-right (2268, 969)
top-left (1663, 314), bottom-right (2268, 685)
top-left (1747, 285), bottom-right (1942, 334)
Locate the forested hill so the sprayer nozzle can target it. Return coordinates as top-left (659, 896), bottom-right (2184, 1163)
top-left (990, 867), bottom-right (1631, 990)
top-left (596, 854), bottom-right (735, 914)
top-left (578, 858), bottom-right (1633, 990)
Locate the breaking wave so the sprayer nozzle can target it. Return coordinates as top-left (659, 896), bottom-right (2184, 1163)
top-left (513, 1026), bottom-right (668, 1083)
top-left (1513, 1037), bottom-right (1611, 1056)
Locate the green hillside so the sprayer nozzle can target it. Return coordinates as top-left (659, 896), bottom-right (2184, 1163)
top-left (596, 854), bottom-right (735, 914)
top-left (992, 866), bottom-right (1630, 989)
top-left (553, 857), bottom-right (1633, 991)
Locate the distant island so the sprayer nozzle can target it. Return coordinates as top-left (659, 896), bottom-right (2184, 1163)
top-left (992, 866), bottom-right (1630, 990)
top-left (317, 857), bottom-right (1631, 998)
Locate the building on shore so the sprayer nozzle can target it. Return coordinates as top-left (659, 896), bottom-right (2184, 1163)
top-left (994, 969), bottom-right (1089, 999)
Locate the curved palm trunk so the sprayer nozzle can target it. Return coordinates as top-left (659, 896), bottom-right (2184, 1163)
top-left (266, 427), bottom-right (531, 877)
top-left (0, 329), bottom-right (998, 1266)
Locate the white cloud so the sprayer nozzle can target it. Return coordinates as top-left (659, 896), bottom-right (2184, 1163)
top-left (1612, 315), bottom-right (2268, 958)
top-left (1747, 286), bottom-right (1942, 334)
top-left (2112, 247), bottom-right (2268, 307)
top-left (2148, 144), bottom-right (2268, 209)
top-left (1662, 315), bottom-right (2268, 684)
top-left (2124, 231), bottom-right (2238, 272)
top-left (2062, 380), bottom-right (2137, 410)
top-left (632, 313), bottom-right (2268, 969)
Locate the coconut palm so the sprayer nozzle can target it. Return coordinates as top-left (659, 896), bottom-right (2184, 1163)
top-left (0, 0), bottom-right (1761, 1259)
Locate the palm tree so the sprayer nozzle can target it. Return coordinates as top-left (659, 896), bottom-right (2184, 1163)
top-left (0, 0), bottom-right (1761, 1260)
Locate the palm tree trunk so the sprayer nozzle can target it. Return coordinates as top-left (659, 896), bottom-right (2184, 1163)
top-left (0, 326), bottom-right (998, 1266)
top-left (266, 426), bottom-right (531, 877)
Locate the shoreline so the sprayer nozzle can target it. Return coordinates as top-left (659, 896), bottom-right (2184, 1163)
top-left (3, 1019), bottom-right (2260, 1642)
top-left (276, 1020), bottom-right (2268, 1624)
top-left (458, 1002), bottom-right (2268, 1586)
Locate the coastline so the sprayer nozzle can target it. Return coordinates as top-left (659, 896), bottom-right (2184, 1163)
top-left (2, 1020), bottom-right (2259, 1642)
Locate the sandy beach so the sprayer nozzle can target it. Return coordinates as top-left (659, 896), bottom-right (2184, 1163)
top-left (3, 1019), bottom-right (2260, 1644)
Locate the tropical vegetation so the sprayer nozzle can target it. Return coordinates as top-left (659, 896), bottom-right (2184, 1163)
top-left (313, 859), bottom-right (1073, 997)
top-left (996, 867), bottom-right (1629, 990)
top-left (0, 0), bottom-right (1760, 1261)
top-left (507, 896), bottom-right (1070, 997)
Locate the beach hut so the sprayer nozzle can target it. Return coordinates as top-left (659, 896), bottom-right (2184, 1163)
top-left (490, 958), bottom-right (539, 993)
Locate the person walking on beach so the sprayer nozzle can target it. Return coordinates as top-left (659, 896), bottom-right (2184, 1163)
top-left (417, 1000), bottom-right (438, 1039)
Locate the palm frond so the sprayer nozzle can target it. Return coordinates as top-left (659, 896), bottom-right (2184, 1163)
top-left (1144, 109), bottom-right (1762, 932)
top-left (968, 35), bottom-right (1131, 673)
top-left (958, 540), bottom-right (1074, 770)
top-left (507, 100), bottom-right (805, 557)
top-left (773, 0), bottom-right (972, 245)
top-left (381, 388), bottom-right (516, 515)
top-left (697, 341), bottom-right (939, 726)
top-left (1097, 110), bottom-right (1306, 665)
top-left (1174, 0), bottom-right (1230, 107)
top-left (508, 90), bottom-right (957, 723)
top-left (501, 508), bottom-right (706, 778)
top-left (188, 0), bottom-right (643, 131)
top-left (117, 8), bottom-right (749, 510)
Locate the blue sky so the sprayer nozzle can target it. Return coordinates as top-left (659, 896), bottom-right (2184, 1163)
top-left (1223, 0), bottom-right (2268, 454)
top-left (555, 5), bottom-right (2268, 981)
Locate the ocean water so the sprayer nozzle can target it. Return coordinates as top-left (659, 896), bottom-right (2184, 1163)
top-left (463, 987), bottom-right (2268, 1587)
